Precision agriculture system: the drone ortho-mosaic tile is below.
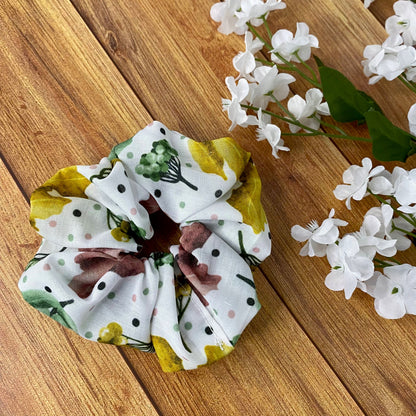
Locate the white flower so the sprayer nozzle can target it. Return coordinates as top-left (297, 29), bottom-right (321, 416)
top-left (235, 0), bottom-right (286, 29)
top-left (250, 65), bottom-right (296, 109)
top-left (211, 0), bottom-right (286, 34)
top-left (334, 158), bottom-right (385, 209)
top-left (408, 103), bottom-right (416, 135)
top-left (286, 88), bottom-right (330, 133)
top-left (393, 168), bottom-right (416, 206)
top-left (325, 235), bottom-right (375, 299)
top-left (373, 264), bottom-right (416, 319)
top-left (210, 0), bottom-right (245, 35)
top-left (364, 0), bottom-right (375, 8)
top-left (233, 32), bottom-right (264, 80)
top-left (354, 213), bottom-right (398, 258)
top-left (365, 204), bottom-right (412, 251)
top-left (270, 22), bottom-right (319, 64)
top-left (362, 34), bottom-right (416, 84)
top-left (385, 1), bottom-right (416, 46)
top-left (368, 170), bottom-right (394, 195)
top-left (291, 209), bottom-right (348, 257)
top-left (256, 109), bottom-right (289, 158)
top-left (222, 77), bottom-right (257, 130)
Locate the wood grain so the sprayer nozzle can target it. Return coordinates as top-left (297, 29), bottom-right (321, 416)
top-left (1, 0), bottom-right (416, 414)
top-left (71, 0), bottom-right (416, 414)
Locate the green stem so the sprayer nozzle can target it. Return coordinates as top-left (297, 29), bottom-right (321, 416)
top-left (255, 57), bottom-right (292, 71)
top-left (269, 94), bottom-right (297, 121)
top-left (241, 103), bottom-right (372, 142)
top-left (261, 16), bottom-right (273, 41)
top-left (399, 74), bottom-right (416, 95)
top-left (392, 225), bottom-right (416, 238)
top-left (294, 51), bottom-right (319, 83)
top-left (255, 57), bottom-right (274, 66)
top-left (281, 131), bottom-right (372, 141)
top-left (370, 192), bottom-right (416, 227)
top-left (374, 258), bottom-right (401, 267)
top-left (314, 115), bottom-right (347, 135)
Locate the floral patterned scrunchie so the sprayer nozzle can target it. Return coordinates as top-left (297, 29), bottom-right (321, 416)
top-left (19, 121), bottom-right (271, 372)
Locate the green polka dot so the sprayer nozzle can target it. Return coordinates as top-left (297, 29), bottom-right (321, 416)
top-left (158, 281), bottom-right (163, 288)
top-left (213, 309), bottom-right (218, 315)
top-left (85, 331), bottom-right (93, 339)
top-left (22, 275), bottom-right (28, 283)
top-left (180, 135), bottom-right (186, 140)
top-left (58, 259), bottom-right (65, 266)
top-left (143, 288), bottom-right (150, 296)
top-left (218, 220), bottom-right (224, 226)
top-left (184, 322), bottom-right (192, 330)
top-left (185, 162), bottom-right (192, 168)
top-left (93, 204), bottom-right (101, 210)
top-left (179, 201), bottom-right (185, 209)
top-left (107, 292), bottom-right (115, 299)
top-left (127, 152), bottom-right (134, 159)
top-left (68, 234), bottom-right (74, 242)
top-left (173, 323), bottom-right (180, 332)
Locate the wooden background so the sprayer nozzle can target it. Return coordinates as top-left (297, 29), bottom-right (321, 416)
top-left (1, 0), bottom-right (415, 414)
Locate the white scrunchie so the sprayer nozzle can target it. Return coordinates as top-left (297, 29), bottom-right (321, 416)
top-left (19, 121), bottom-right (271, 371)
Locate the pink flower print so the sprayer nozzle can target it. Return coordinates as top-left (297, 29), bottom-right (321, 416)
top-left (69, 248), bottom-right (145, 298)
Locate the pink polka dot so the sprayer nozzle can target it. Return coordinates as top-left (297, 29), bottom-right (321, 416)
top-left (228, 310), bottom-right (235, 319)
top-left (153, 308), bottom-right (158, 316)
top-left (85, 233), bottom-right (92, 240)
top-left (43, 264), bottom-right (51, 271)
top-left (89, 164), bottom-right (98, 169)
top-left (253, 247), bottom-right (260, 253)
top-left (210, 214), bottom-right (218, 220)
top-left (147, 121), bottom-right (154, 127)
top-left (49, 220), bottom-right (57, 228)
top-left (130, 208), bottom-right (137, 215)
top-left (132, 294), bottom-right (137, 302)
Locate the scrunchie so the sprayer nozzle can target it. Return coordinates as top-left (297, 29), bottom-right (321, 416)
top-left (19, 121), bottom-right (271, 372)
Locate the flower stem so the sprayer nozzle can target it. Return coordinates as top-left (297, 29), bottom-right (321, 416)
top-left (261, 16), bottom-right (273, 41)
top-left (399, 74), bottom-right (416, 95)
top-left (269, 94), bottom-right (297, 121)
top-left (241, 103), bottom-right (372, 142)
top-left (392, 225), bottom-right (416, 238)
top-left (281, 131), bottom-right (372, 141)
top-left (314, 115), bottom-right (347, 135)
top-left (294, 51), bottom-right (319, 84)
top-left (374, 257), bottom-right (401, 267)
top-left (369, 192), bottom-right (416, 227)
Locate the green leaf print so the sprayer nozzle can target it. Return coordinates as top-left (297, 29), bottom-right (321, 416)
top-left (22, 290), bottom-right (78, 332)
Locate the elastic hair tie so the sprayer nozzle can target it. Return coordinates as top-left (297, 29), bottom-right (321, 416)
top-left (19, 121), bottom-right (271, 372)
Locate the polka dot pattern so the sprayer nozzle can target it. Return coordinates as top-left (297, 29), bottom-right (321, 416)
top-left (20, 121), bottom-right (271, 372)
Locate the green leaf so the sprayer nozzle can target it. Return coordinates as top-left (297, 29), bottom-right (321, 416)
top-left (22, 290), bottom-right (78, 332)
top-left (365, 111), bottom-right (414, 162)
top-left (316, 59), bottom-right (382, 122)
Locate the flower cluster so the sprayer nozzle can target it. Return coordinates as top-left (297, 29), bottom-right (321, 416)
top-left (292, 158), bottom-right (416, 319)
top-left (211, 0), bottom-right (416, 162)
top-left (211, 0), bottom-right (339, 158)
top-left (362, 1), bottom-right (416, 133)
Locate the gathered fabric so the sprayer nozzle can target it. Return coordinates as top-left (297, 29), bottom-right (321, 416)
top-left (19, 121), bottom-right (271, 371)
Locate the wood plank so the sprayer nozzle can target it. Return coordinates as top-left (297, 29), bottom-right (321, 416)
top-left (0, 158), bottom-right (160, 416)
top-left (0, 0), bottom-right (151, 196)
top-left (70, 0), bottom-right (416, 414)
top-left (0, 0), bottom-right (364, 414)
